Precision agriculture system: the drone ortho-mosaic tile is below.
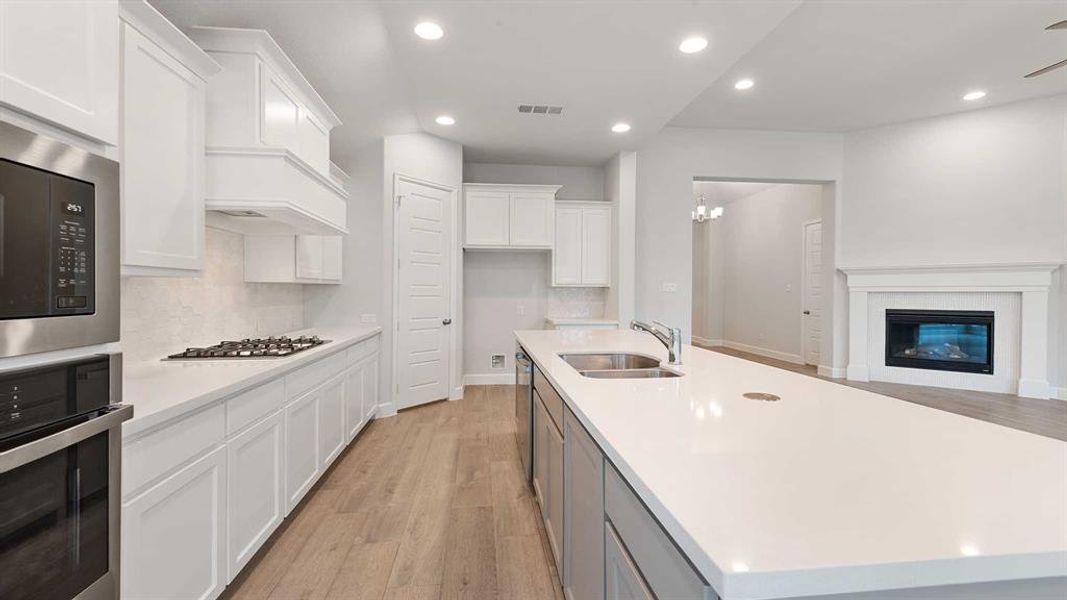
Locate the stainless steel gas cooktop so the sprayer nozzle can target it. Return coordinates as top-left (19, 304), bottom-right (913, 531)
top-left (165, 335), bottom-right (329, 360)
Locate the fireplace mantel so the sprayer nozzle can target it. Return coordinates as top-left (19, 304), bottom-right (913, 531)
top-left (841, 262), bottom-right (1062, 399)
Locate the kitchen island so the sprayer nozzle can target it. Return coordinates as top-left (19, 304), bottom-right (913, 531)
top-left (515, 328), bottom-right (1067, 600)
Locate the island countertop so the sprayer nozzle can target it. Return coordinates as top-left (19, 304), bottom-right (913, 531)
top-left (514, 328), bottom-right (1067, 600)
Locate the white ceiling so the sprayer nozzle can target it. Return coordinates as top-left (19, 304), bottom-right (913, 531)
top-left (151, 0), bottom-right (1067, 168)
top-left (670, 0), bottom-right (1067, 132)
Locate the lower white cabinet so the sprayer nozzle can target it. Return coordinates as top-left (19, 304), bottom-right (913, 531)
top-left (343, 355), bottom-right (379, 442)
top-left (285, 387), bottom-right (321, 513)
top-left (122, 446), bottom-right (227, 600)
top-left (226, 411), bottom-right (284, 582)
top-left (244, 234), bottom-right (343, 284)
top-left (362, 356), bottom-right (379, 423)
top-left (605, 521), bottom-right (655, 600)
top-left (319, 372), bottom-right (346, 469)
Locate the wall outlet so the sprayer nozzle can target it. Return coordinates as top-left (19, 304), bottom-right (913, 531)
top-left (491, 354), bottom-right (506, 369)
top-left (785, 284), bottom-right (792, 292)
top-left (360, 314), bottom-right (377, 324)
top-left (661, 282), bottom-right (678, 293)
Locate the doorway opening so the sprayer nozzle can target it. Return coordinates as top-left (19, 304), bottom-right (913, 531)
top-left (690, 179), bottom-right (830, 370)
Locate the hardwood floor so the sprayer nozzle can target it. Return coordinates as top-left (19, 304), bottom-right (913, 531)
top-left (703, 344), bottom-right (1067, 442)
top-left (223, 386), bottom-right (563, 600)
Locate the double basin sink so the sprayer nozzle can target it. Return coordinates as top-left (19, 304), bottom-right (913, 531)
top-left (559, 353), bottom-right (681, 379)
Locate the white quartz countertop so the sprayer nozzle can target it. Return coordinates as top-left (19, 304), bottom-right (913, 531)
top-left (514, 329), bottom-right (1067, 600)
top-left (121, 326), bottom-right (381, 437)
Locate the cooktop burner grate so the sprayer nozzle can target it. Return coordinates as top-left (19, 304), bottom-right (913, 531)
top-left (165, 336), bottom-right (330, 360)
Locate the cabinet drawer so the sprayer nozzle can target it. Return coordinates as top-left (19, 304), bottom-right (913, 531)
top-left (226, 378), bottom-right (285, 435)
top-left (347, 336), bottom-right (380, 364)
top-left (286, 350), bottom-right (347, 400)
top-left (123, 403), bottom-right (225, 498)
top-left (605, 463), bottom-right (712, 600)
top-left (533, 366), bottom-right (564, 432)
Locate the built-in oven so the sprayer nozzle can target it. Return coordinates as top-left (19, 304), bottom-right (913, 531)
top-left (0, 355), bottom-right (131, 600)
top-left (515, 344), bottom-right (533, 482)
top-left (0, 119), bottom-right (119, 358)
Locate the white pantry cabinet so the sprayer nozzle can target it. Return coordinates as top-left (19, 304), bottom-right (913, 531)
top-left (119, 1), bottom-right (220, 277)
top-left (243, 234), bottom-right (343, 284)
top-left (463, 183), bottom-right (559, 249)
top-left (122, 446), bottom-right (227, 600)
top-left (0, 0), bottom-right (118, 144)
top-left (122, 333), bottom-right (381, 600)
top-left (553, 202), bottom-right (611, 287)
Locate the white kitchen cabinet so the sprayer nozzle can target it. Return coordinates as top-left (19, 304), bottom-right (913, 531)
top-left (564, 406), bottom-right (605, 600)
top-left (284, 387), bottom-right (320, 514)
top-left (605, 521), bottom-right (655, 600)
top-left (244, 234), bottom-right (343, 284)
top-left (119, 2), bottom-right (220, 276)
top-left (122, 446), bottom-right (227, 600)
top-left (533, 389), bottom-right (564, 576)
top-left (344, 354), bottom-right (380, 443)
top-left (0, 0), bottom-right (118, 144)
top-left (553, 202), bottom-right (612, 287)
top-left (362, 356), bottom-right (379, 423)
top-left (319, 372), bottom-right (347, 469)
top-left (463, 183), bottom-right (559, 249)
top-left (226, 411), bottom-right (284, 583)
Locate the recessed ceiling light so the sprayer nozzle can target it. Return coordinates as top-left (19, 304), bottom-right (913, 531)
top-left (611, 122), bottom-right (631, 133)
top-left (734, 79), bottom-right (755, 90)
top-left (435, 115), bottom-right (455, 126)
top-left (679, 36), bottom-right (708, 54)
top-left (962, 90), bottom-right (986, 101)
top-left (414, 21), bottom-right (444, 40)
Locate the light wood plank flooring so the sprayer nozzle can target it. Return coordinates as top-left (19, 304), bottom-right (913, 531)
top-left (702, 344), bottom-right (1067, 442)
top-left (223, 385), bottom-right (563, 600)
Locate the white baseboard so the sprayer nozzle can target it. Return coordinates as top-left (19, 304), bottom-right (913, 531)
top-left (846, 364), bottom-right (871, 382)
top-left (1053, 387), bottom-right (1067, 402)
top-left (818, 365), bottom-right (846, 379)
top-left (720, 340), bottom-right (804, 365)
top-left (1017, 378), bottom-right (1052, 400)
top-left (374, 402), bottom-right (397, 418)
top-left (451, 386), bottom-right (464, 401)
top-left (464, 373), bottom-right (515, 386)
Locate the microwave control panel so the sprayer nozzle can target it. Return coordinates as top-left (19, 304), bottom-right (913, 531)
top-left (50, 176), bottom-right (95, 315)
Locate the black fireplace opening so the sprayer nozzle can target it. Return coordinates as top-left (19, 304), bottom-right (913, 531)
top-left (885, 309), bottom-right (994, 374)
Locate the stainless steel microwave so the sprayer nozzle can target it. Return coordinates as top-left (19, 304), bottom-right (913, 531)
top-left (0, 120), bottom-right (119, 358)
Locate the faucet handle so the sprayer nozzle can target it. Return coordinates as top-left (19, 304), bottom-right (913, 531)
top-left (651, 320), bottom-right (675, 336)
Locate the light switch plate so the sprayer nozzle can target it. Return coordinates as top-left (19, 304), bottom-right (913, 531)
top-left (661, 282), bottom-right (678, 293)
top-left (360, 314), bottom-right (377, 324)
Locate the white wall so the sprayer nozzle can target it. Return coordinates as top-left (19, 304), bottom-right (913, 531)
top-left (841, 95), bottom-right (1067, 268)
top-left (633, 127), bottom-right (847, 371)
top-left (462, 162), bottom-right (609, 381)
top-left (605, 151), bottom-right (637, 325)
top-left (306, 133), bottom-right (463, 413)
top-left (692, 184), bottom-right (822, 361)
top-left (124, 227), bottom-right (305, 362)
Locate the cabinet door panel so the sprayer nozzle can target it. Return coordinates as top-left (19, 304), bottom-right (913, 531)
top-left (123, 446), bottom-right (226, 600)
top-left (509, 192), bottom-right (554, 247)
top-left (344, 365), bottom-right (365, 442)
top-left (297, 107), bottom-right (329, 174)
top-left (605, 521), bottom-right (654, 600)
top-left (295, 235), bottom-right (324, 279)
top-left (285, 390), bottom-right (320, 513)
top-left (321, 236), bottom-right (343, 281)
top-left (532, 391), bottom-right (548, 512)
top-left (564, 407), bottom-right (605, 600)
top-left (553, 207), bottom-right (582, 285)
top-left (546, 418), bottom-right (564, 572)
top-left (121, 23), bottom-right (205, 273)
top-left (0, 0), bottom-right (118, 143)
top-left (581, 207), bottom-right (611, 286)
top-left (319, 374), bottom-right (346, 468)
top-left (362, 356), bottom-right (379, 422)
top-left (260, 64), bottom-right (300, 151)
top-left (464, 189), bottom-right (509, 246)
top-left (227, 411), bottom-right (283, 582)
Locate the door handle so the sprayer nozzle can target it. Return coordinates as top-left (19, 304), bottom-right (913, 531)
top-left (803, 310), bottom-right (811, 315)
top-left (442, 318), bottom-right (452, 326)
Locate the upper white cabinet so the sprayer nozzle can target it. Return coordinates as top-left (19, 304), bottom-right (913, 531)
top-left (187, 26), bottom-right (349, 235)
top-left (243, 234), bottom-right (343, 284)
top-left (0, 0), bottom-right (118, 144)
top-left (119, 1), bottom-right (220, 277)
top-left (463, 184), bottom-right (559, 249)
top-left (553, 202), bottom-right (612, 287)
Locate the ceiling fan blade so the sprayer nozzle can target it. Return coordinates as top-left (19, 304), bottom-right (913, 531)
top-left (1025, 58), bottom-right (1067, 78)
top-left (1047, 20), bottom-right (1067, 30)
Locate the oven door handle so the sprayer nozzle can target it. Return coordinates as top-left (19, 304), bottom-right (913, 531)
top-left (0, 404), bottom-right (133, 474)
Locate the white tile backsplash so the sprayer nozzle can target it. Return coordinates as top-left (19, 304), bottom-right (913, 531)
top-left (547, 287), bottom-right (607, 318)
top-left (121, 227), bottom-right (305, 362)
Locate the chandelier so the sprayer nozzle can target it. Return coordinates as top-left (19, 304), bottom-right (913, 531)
top-left (691, 193), bottom-right (723, 223)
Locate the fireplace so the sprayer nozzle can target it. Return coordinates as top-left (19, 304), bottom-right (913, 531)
top-left (885, 309), bottom-right (994, 374)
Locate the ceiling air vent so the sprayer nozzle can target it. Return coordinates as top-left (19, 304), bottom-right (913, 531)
top-left (518, 104), bottom-right (563, 116)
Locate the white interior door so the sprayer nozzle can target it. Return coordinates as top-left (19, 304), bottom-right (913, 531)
top-left (396, 178), bottom-right (452, 409)
top-left (802, 220), bottom-right (823, 366)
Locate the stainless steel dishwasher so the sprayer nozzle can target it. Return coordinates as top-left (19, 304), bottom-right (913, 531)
top-left (515, 344), bottom-right (533, 482)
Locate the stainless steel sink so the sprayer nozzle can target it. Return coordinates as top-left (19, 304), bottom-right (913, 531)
top-left (579, 368), bottom-right (682, 379)
top-left (559, 353), bottom-right (661, 371)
